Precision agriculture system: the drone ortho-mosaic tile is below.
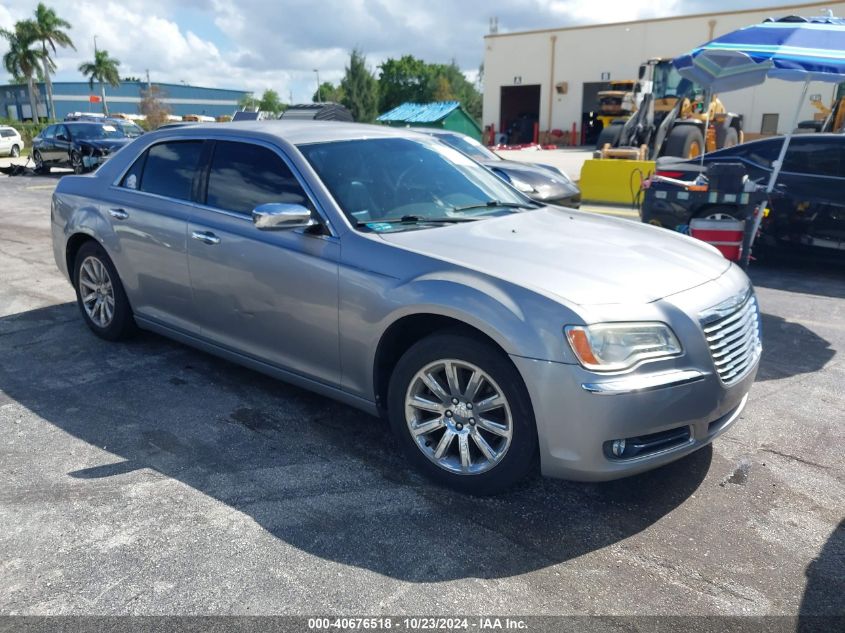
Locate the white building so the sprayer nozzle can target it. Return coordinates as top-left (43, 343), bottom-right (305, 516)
top-left (482, 1), bottom-right (845, 144)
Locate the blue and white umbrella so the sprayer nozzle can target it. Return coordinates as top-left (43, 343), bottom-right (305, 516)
top-left (672, 13), bottom-right (845, 266)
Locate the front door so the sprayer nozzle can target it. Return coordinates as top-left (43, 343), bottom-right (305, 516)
top-left (187, 140), bottom-right (341, 386)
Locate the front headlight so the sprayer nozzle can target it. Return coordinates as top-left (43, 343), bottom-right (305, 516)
top-left (565, 322), bottom-right (682, 371)
top-left (510, 176), bottom-right (536, 193)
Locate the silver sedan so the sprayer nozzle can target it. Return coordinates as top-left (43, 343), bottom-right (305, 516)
top-left (50, 121), bottom-right (761, 494)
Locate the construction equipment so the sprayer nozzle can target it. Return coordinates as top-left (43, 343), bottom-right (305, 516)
top-left (595, 58), bottom-right (744, 160)
top-left (800, 84), bottom-right (845, 132)
top-left (581, 58), bottom-right (744, 204)
top-left (595, 80), bottom-right (637, 131)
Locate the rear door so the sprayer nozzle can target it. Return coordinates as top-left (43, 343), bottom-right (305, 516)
top-left (52, 124), bottom-right (72, 164)
top-left (186, 139), bottom-right (341, 385)
top-left (36, 125), bottom-right (55, 162)
top-left (102, 140), bottom-right (204, 333)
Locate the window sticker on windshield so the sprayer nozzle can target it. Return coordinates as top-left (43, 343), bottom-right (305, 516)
top-left (103, 125), bottom-right (117, 132)
top-left (365, 222), bottom-right (393, 232)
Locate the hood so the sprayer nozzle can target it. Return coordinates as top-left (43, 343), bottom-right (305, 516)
top-left (77, 138), bottom-right (131, 152)
top-left (378, 207), bottom-right (731, 306)
top-left (486, 160), bottom-right (579, 200)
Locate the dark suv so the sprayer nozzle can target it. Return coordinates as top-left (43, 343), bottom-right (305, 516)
top-left (33, 122), bottom-right (133, 174)
top-left (645, 134), bottom-right (845, 261)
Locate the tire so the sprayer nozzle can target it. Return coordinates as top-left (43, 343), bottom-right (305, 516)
top-left (33, 150), bottom-right (50, 174)
top-left (70, 151), bottom-right (84, 174)
top-left (717, 126), bottom-right (739, 150)
top-left (595, 122), bottom-right (624, 151)
top-left (662, 125), bottom-right (705, 159)
top-left (72, 241), bottom-right (136, 341)
top-left (387, 332), bottom-right (538, 495)
top-left (10, 144), bottom-right (19, 158)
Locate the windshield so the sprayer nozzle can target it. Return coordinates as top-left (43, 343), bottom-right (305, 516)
top-left (298, 137), bottom-right (533, 232)
top-left (653, 62), bottom-right (687, 99)
top-left (435, 133), bottom-right (500, 162)
top-left (71, 124), bottom-right (124, 140)
top-left (117, 122), bottom-right (144, 138)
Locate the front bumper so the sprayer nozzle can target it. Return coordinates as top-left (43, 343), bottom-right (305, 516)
top-left (512, 354), bottom-right (758, 481)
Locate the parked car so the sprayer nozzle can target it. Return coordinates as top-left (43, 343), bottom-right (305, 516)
top-left (110, 119), bottom-right (145, 138)
top-left (33, 122), bottom-right (133, 174)
top-left (646, 134), bottom-right (845, 260)
top-left (51, 121), bottom-right (760, 494)
top-left (0, 125), bottom-right (24, 157)
top-left (410, 128), bottom-right (581, 208)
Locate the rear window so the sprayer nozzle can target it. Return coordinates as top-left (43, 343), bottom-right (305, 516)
top-left (0, 129), bottom-right (16, 138)
top-left (137, 141), bottom-right (203, 201)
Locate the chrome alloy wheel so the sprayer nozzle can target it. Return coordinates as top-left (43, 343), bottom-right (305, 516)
top-left (404, 359), bottom-right (513, 475)
top-left (78, 255), bottom-right (115, 328)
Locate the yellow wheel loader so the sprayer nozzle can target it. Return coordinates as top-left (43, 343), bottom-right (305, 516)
top-left (581, 58), bottom-right (744, 204)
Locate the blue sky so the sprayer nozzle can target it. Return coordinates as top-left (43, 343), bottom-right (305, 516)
top-left (0, 1), bottom-right (824, 101)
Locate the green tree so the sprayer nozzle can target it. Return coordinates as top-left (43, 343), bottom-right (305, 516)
top-left (30, 3), bottom-right (75, 120)
top-left (427, 61), bottom-right (481, 120)
top-left (377, 55), bottom-right (429, 112)
top-left (259, 89), bottom-right (285, 115)
top-left (78, 48), bottom-right (120, 116)
top-left (1, 21), bottom-right (44, 122)
top-left (312, 81), bottom-right (343, 103)
top-left (340, 49), bottom-right (378, 123)
top-left (238, 92), bottom-right (258, 111)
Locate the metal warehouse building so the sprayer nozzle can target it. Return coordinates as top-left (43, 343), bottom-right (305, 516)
top-left (483, 1), bottom-right (845, 144)
top-left (0, 81), bottom-right (249, 121)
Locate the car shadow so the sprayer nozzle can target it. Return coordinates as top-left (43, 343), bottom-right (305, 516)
top-left (1, 303), bottom-right (713, 582)
top-left (756, 313), bottom-right (835, 382)
top-left (798, 519), bottom-right (845, 628)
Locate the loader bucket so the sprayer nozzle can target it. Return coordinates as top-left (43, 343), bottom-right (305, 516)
top-left (579, 158), bottom-right (656, 205)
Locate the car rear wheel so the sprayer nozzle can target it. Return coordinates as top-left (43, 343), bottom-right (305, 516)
top-left (73, 241), bottom-right (135, 341)
top-left (387, 332), bottom-right (538, 494)
top-left (10, 144), bottom-right (19, 158)
top-left (33, 150), bottom-right (49, 174)
top-left (70, 151), bottom-right (84, 174)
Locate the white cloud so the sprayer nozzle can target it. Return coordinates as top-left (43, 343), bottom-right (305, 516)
top-left (1, 0), bottom-right (780, 101)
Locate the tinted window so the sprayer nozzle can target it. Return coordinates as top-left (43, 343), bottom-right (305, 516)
top-left (121, 152), bottom-right (146, 190)
top-left (139, 141), bottom-right (203, 201)
top-left (0, 129), bottom-right (14, 138)
top-left (41, 126), bottom-right (55, 140)
top-left (205, 141), bottom-right (309, 214)
top-left (56, 125), bottom-right (69, 140)
top-left (783, 140), bottom-right (843, 178)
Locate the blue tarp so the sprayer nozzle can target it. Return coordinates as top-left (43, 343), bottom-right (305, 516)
top-left (377, 101), bottom-right (461, 123)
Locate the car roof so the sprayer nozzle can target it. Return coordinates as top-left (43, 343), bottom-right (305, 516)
top-left (145, 120), bottom-right (429, 145)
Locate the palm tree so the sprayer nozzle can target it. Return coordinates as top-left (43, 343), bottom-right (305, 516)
top-left (30, 3), bottom-right (75, 120)
top-left (78, 49), bottom-right (120, 116)
top-left (1, 21), bottom-right (44, 122)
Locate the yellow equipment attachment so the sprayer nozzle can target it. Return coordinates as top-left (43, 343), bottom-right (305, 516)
top-left (579, 157), bottom-right (655, 206)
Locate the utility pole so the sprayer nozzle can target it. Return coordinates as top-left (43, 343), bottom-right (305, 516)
top-left (313, 68), bottom-right (321, 102)
top-left (146, 69), bottom-right (151, 91)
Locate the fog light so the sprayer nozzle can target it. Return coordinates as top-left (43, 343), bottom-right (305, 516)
top-left (611, 439), bottom-right (626, 457)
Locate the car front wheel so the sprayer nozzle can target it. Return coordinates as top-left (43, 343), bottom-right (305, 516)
top-left (73, 241), bottom-right (136, 341)
top-left (388, 332), bottom-right (538, 494)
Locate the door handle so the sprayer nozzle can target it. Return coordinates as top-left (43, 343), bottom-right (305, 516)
top-left (192, 230), bottom-right (221, 245)
top-left (108, 208), bottom-right (129, 220)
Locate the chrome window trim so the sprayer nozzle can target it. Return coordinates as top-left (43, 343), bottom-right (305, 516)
top-left (107, 134), bottom-right (338, 237)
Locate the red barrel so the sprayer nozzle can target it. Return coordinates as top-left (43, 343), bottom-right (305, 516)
top-left (689, 218), bottom-right (745, 261)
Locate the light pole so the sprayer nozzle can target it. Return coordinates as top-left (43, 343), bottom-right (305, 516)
top-left (313, 69), bottom-right (321, 102)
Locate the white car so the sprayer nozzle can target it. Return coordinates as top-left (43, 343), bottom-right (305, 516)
top-left (0, 126), bottom-right (24, 158)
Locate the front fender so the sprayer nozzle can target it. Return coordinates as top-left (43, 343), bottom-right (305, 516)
top-left (338, 254), bottom-right (581, 400)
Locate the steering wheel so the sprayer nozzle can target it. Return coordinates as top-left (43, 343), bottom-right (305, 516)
top-left (395, 161), bottom-right (430, 193)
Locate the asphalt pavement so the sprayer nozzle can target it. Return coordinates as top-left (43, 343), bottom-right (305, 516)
top-left (0, 173), bottom-right (842, 619)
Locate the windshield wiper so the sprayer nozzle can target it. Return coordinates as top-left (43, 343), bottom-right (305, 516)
top-left (450, 200), bottom-right (536, 213)
top-left (357, 215), bottom-right (478, 227)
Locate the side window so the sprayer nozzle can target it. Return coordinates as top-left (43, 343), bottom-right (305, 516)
top-left (205, 141), bottom-right (309, 215)
top-left (138, 141), bottom-right (204, 201)
top-left (744, 141), bottom-right (778, 169)
top-left (57, 125), bottom-right (69, 140)
top-left (784, 140), bottom-right (842, 178)
top-left (120, 152), bottom-right (146, 190)
top-left (41, 125), bottom-right (55, 141)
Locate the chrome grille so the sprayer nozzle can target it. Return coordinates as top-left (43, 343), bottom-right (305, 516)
top-left (701, 290), bottom-right (762, 385)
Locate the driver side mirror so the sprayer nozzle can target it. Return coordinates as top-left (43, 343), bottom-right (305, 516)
top-left (252, 203), bottom-right (316, 231)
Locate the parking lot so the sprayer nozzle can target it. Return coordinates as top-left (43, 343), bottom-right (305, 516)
top-left (0, 172), bottom-right (842, 619)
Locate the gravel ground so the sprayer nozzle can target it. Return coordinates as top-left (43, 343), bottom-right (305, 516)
top-left (0, 173), bottom-right (842, 620)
